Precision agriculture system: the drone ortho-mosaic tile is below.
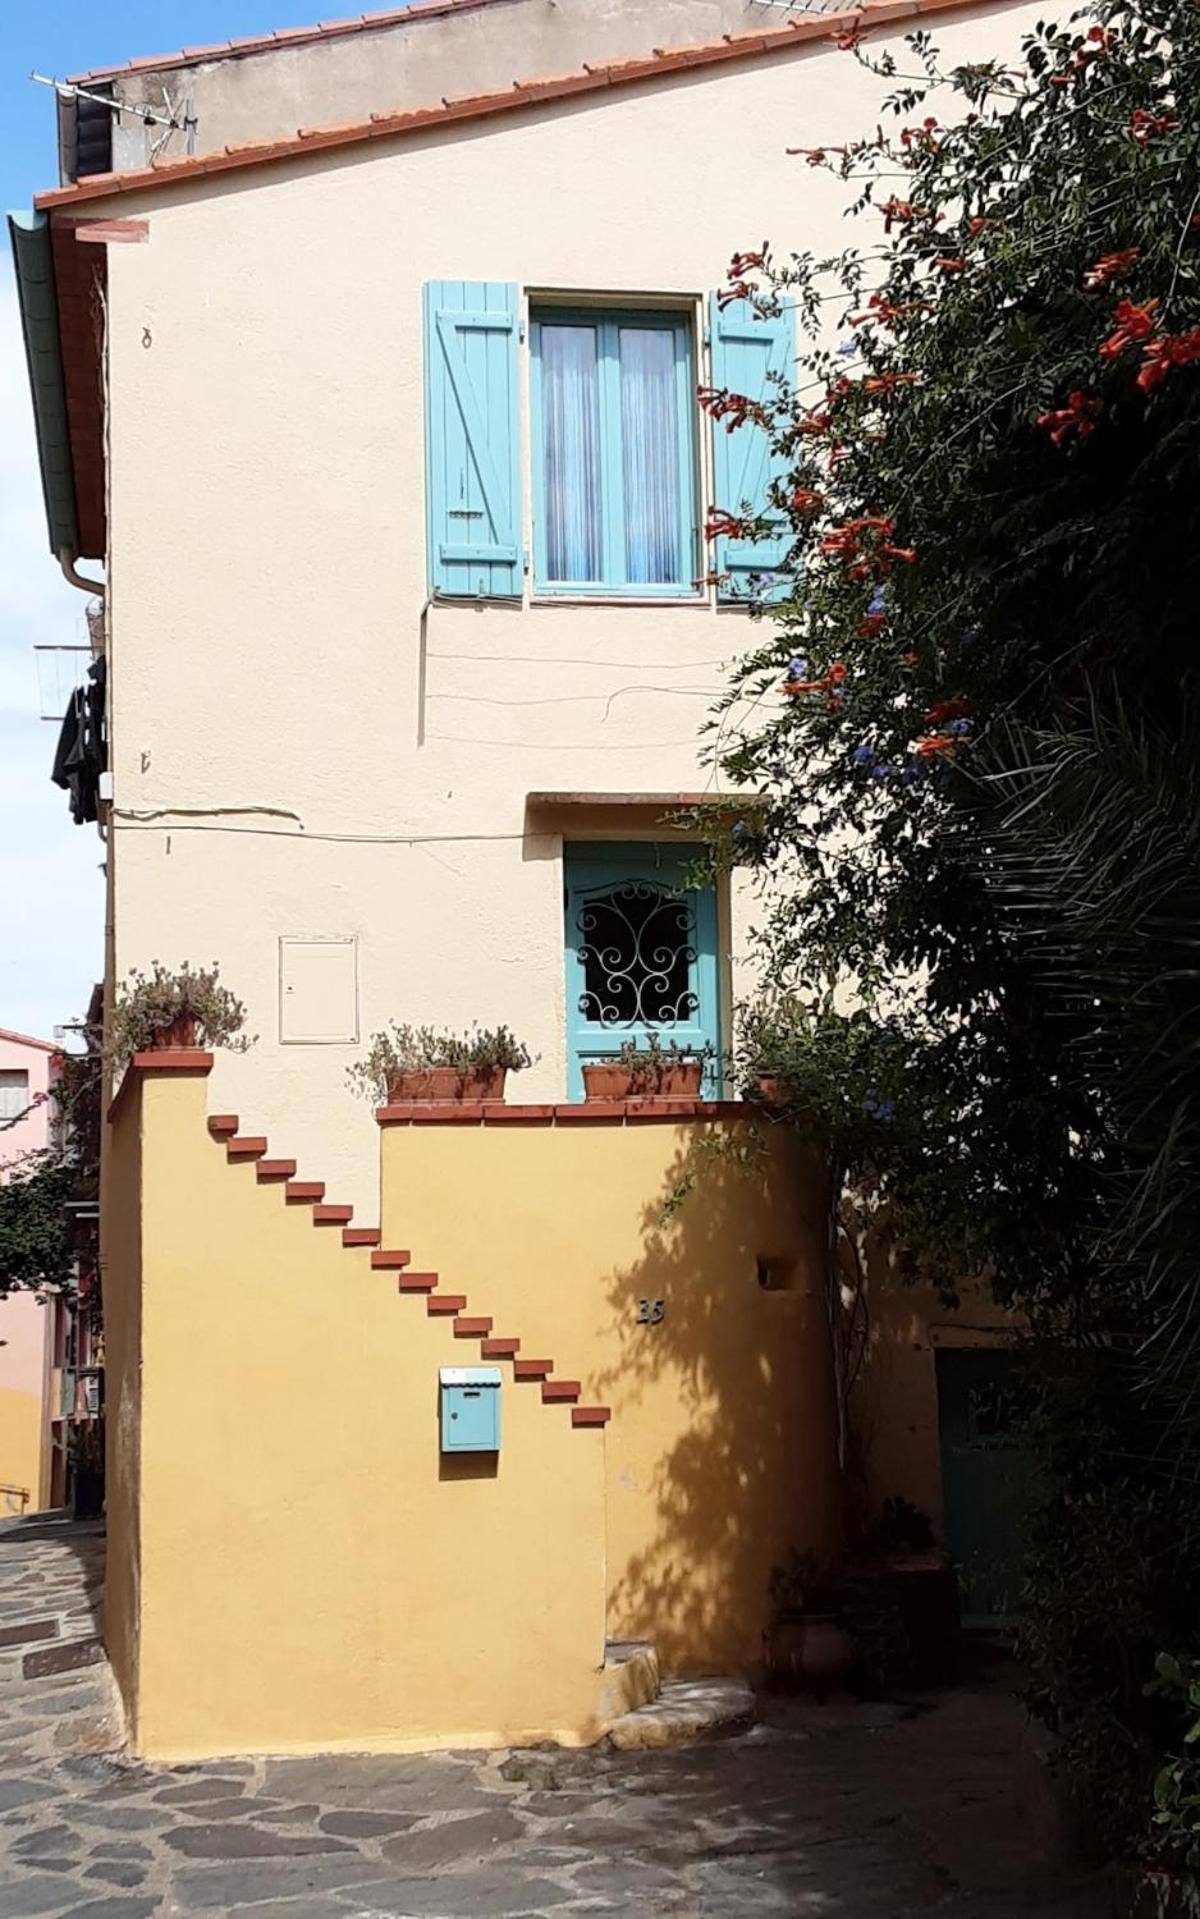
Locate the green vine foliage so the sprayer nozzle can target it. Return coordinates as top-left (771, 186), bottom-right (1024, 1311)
top-left (702, 0), bottom-right (1200, 1859)
top-left (0, 1155), bottom-right (76, 1294)
top-left (1148, 1652), bottom-right (1200, 1868)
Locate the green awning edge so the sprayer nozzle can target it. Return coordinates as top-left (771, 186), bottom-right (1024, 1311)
top-left (8, 210), bottom-right (79, 559)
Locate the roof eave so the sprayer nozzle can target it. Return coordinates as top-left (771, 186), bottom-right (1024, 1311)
top-left (7, 211), bottom-right (80, 561)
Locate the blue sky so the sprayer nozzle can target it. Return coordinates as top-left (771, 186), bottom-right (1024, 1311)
top-left (0, 3), bottom-right (348, 1043)
top-left (1, 3), bottom-right (344, 207)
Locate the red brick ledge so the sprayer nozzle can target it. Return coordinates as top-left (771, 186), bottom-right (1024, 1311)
top-left (108, 1048), bottom-right (214, 1123)
top-left (376, 1099), bottom-right (757, 1127)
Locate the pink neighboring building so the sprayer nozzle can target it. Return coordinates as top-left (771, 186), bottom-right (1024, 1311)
top-left (0, 1028), bottom-right (62, 1513)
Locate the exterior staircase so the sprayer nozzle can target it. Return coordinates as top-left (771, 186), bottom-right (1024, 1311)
top-left (208, 1104), bottom-right (756, 1747)
top-left (207, 1112), bottom-right (611, 1431)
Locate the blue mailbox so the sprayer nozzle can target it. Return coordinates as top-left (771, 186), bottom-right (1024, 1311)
top-left (440, 1366), bottom-right (501, 1453)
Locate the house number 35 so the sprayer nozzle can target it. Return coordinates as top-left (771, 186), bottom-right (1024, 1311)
top-left (637, 1298), bottom-right (665, 1325)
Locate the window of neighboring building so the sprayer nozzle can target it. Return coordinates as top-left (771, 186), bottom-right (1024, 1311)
top-left (530, 309), bottom-right (697, 596)
top-left (0, 1070), bottom-right (30, 1121)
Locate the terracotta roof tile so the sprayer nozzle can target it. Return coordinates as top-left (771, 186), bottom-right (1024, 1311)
top-left (71, 0), bottom-right (500, 84)
top-left (0, 1026), bottom-right (60, 1053)
top-left (43, 0), bottom-right (1015, 212)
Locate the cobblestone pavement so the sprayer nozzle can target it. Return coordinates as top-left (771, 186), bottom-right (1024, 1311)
top-left (1, 1515), bottom-right (1109, 1917)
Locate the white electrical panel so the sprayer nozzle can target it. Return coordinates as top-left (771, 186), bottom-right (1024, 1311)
top-left (278, 937), bottom-right (359, 1045)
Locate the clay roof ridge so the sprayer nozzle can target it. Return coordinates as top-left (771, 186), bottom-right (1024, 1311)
top-left (69, 0), bottom-right (507, 84)
top-left (0, 1026), bottom-right (61, 1053)
top-left (38, 0), bottom-right (1017, 212)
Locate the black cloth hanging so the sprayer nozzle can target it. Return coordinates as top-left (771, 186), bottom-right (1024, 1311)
top-left (51, 655), bottom-right (107, 826)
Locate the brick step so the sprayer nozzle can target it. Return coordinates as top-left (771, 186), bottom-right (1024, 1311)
top-left (397, 1272), bottom-right (439, 1293)
top-left (542, 1380), bottom-right (580, 1404)
top-left (208, 1104), bottom-right (608, 1439)
top-left (227, 1137), bottom-right (268, 1160)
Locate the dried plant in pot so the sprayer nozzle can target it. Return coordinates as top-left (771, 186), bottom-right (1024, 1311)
top-left (348, 1023), bottom-right (534, 1106)
top-left (582, 1036), bottom-right (711, 1102)
top-left (764, 1549), bottom-right (853, 1696)
top-left (736, 997), bottom-right (810, 1110)
top-left (110, 962), bottom-right (255, 1070)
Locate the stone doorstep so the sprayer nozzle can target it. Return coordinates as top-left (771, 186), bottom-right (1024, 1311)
top-left (605, 1678), bottom-right (757, 1751)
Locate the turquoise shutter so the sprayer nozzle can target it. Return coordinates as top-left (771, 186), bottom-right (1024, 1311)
top-left (708, 295), bottom-right (794, 603)
top-left (424, 282), bottom-right (522, 598)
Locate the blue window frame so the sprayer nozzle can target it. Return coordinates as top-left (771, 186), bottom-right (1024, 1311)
top-left (530, 309), bottom-right (698, 597)
top-left (563, 843), bottom-right (722, 1101)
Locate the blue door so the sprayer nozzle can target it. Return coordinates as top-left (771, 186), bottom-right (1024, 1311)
top-left (564, 843), bottom-right (721, 1100)
top-left (936, 1348), bottom-right (1033, 1629)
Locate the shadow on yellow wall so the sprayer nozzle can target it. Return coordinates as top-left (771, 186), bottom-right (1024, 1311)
top-left (385, 1116), bottom-right (840, 1678)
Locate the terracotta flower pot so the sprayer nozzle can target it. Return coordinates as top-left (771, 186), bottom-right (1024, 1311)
top-left (582, 1061), bottom-right (703, 1101)
top-left (152, 1013), bottom-right (196, 1050)
top-left (765, 1611), bottom-right (854, 1694)
top-left (386, 1066), bottom-right (507, 1104)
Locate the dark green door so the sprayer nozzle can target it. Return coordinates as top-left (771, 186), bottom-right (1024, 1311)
top-left (936, 1348), bottom-right (1031, 1629)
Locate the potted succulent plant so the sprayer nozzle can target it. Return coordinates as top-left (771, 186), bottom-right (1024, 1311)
top-left (582, 1036), bottom-right (710, 1102)
top-left (736, 998), bottom-right (808, 1109)
top-left (348, 1023), bottom-right (533, 1105)
top-left (110, 962), bottom-right (255, 1069)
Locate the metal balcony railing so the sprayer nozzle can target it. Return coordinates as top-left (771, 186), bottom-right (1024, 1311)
top-left (34, 646), bottom-right (91, 722)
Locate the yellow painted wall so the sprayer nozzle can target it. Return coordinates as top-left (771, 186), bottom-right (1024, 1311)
top-left (0, 1388), bottom-right (44, 1519)
top-left (102, 1065), bottom-right (144, 1735)
top-left (113, 1064), bottom-right (607, 1761)
top-left (382, 1116), bottom-right (840, 1676)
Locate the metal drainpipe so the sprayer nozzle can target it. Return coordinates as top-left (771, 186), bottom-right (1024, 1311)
top-left (57, 548), bottom-right (105, 597)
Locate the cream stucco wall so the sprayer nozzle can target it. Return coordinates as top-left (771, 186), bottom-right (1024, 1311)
top-left (100, 7), bottom-right (1048, 1219)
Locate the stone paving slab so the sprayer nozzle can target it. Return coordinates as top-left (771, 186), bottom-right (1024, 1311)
top-left (0, 1515), bottom-right (1110, 1916)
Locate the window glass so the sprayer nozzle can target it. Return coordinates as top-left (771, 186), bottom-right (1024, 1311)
top-left (532, 309), bottom-right (694, 594)
top-left (539, 323), bottom-right (603, 583)
top-left (578, 880), bottom-right (697, 1027)
top-left (0, 1071), bottom-right (30, 1121)
top-left (619, 326), bottom-right (682, 585)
